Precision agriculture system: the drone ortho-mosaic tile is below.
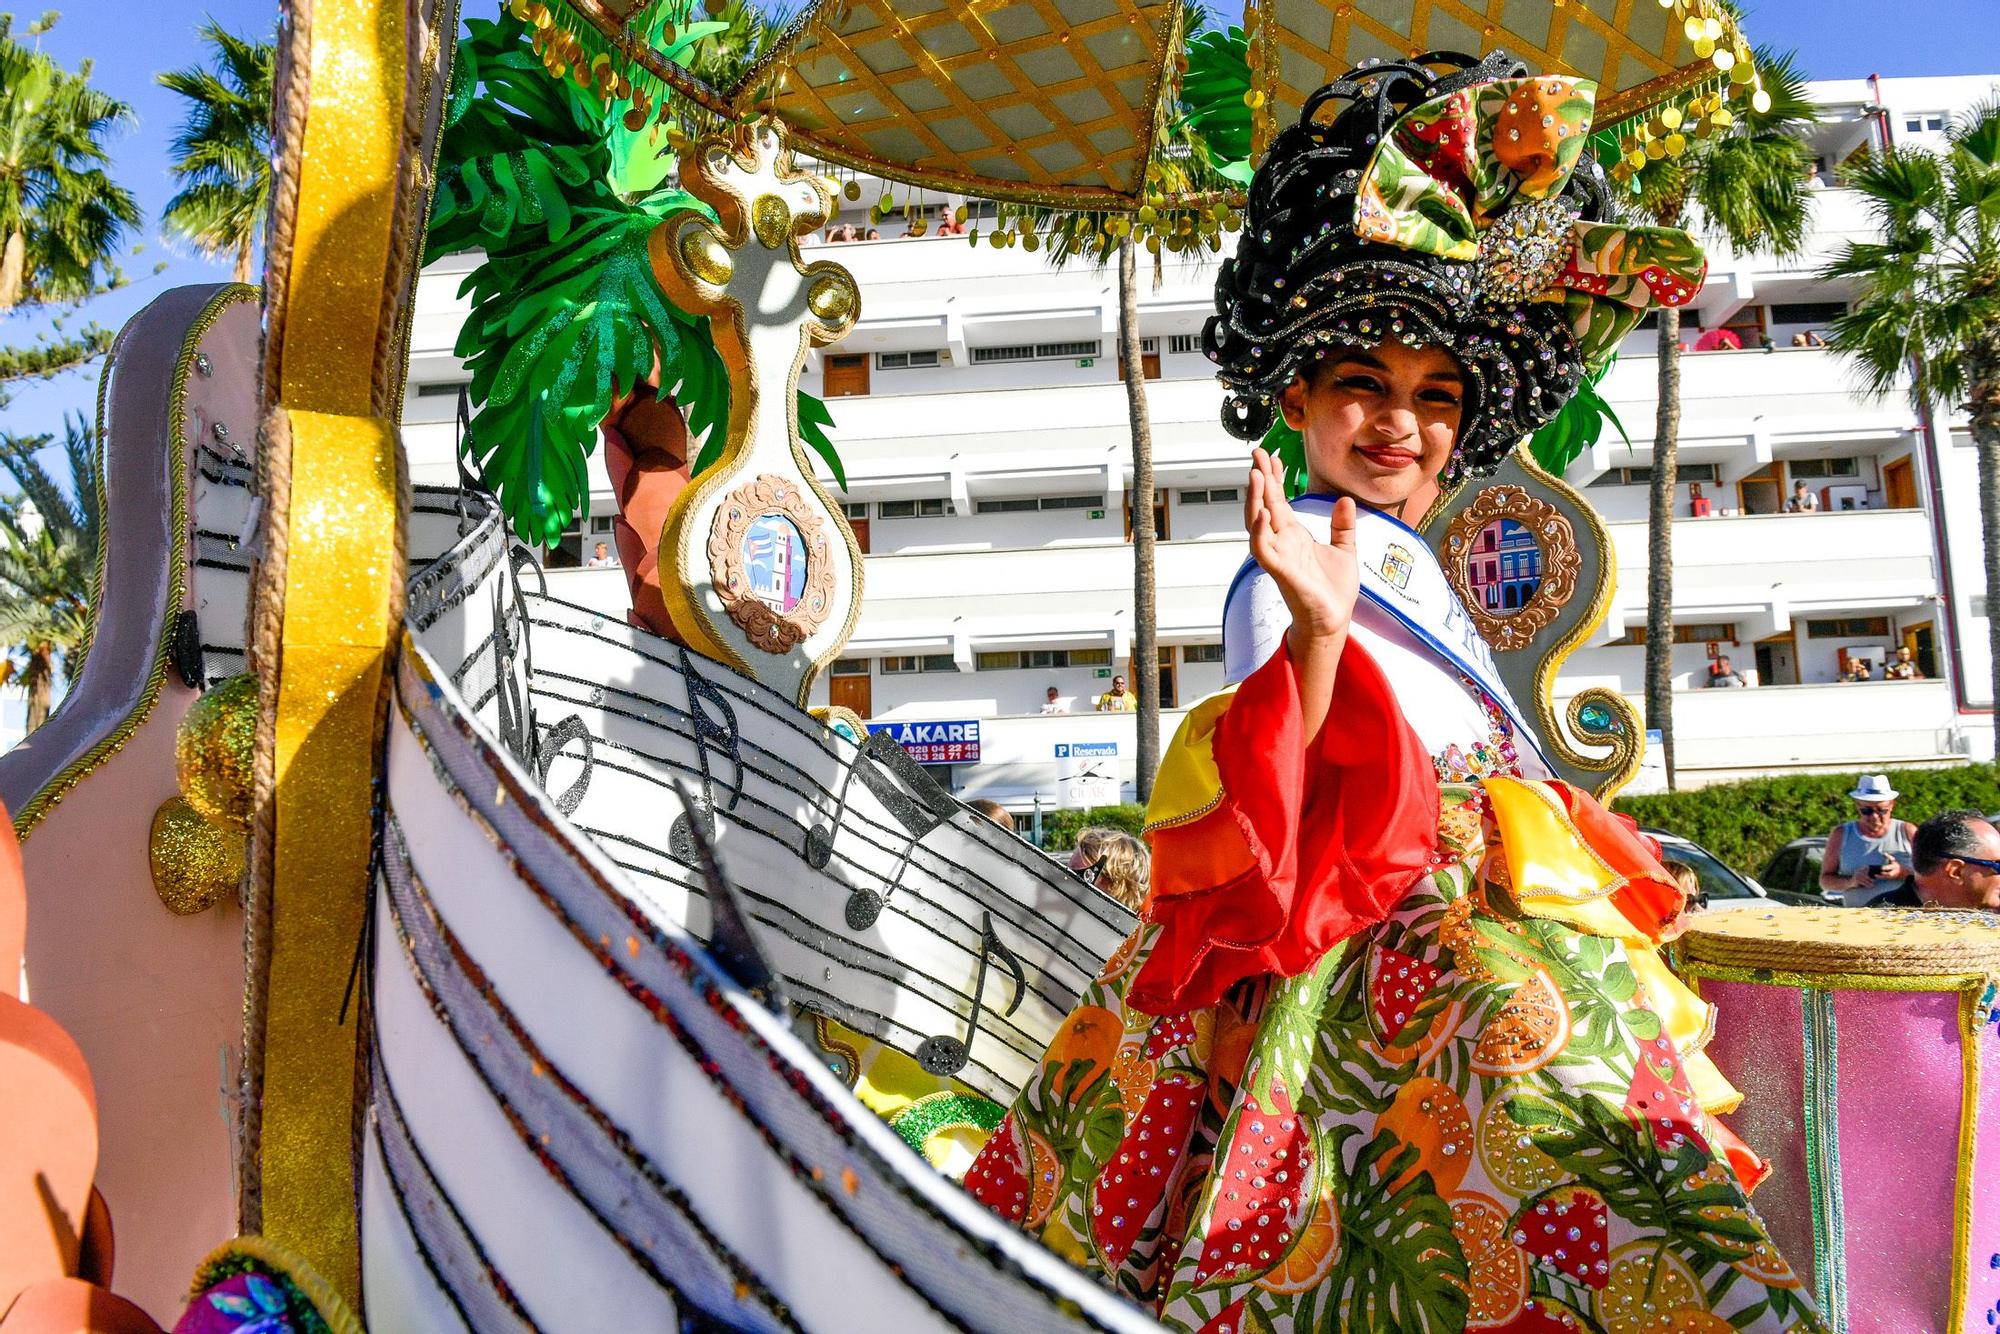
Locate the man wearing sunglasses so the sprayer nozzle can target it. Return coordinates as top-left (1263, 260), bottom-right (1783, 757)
top-left (1821, 774), bottom-right (1920, 907)
top-left (1912, 810), bottom-right (2000, 911)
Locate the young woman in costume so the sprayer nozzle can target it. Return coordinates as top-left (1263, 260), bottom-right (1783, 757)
top-left (962, 55), bottom-right (1822, 1333)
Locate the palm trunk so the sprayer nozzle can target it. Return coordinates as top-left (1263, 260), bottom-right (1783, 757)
top-left (1969, 364), bottom-right (2000, 763)
top-left (24, 645), bottom-right (51, 733)
top-left (235, 233), bottom-right (256, 285)
top-left (1644, 308), bottom-right (1682, 790)
top-left (1119, 236), bottom-right (1160, 805)
top-left (0, 230), bottom-right (24, 312)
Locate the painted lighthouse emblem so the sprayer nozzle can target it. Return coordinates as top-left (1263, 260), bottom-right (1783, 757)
top-left (709, 473), bottom-right (840, 653)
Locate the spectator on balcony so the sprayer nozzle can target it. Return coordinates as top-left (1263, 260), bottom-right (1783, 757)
top-left (1095, 675), bottom-right (1137, 712)
top-left (1705, 655), bottom-right (1747, 688)
top-left (1039, 686), bottom-right (1068, 715)
top-left (1821, 775), bottom-right (1920, 907)
top-left (585, 541), bottom-right (616, 568)
top-left (1787, 481), bottom-right (1820, 513)
top-left (1692, 326), bottom-right (1742, 352)
top-left (1887, 646), bottom-right (1925, 681)
top-left (866, 227), bottom-right (882, 241)
top-left (1688, 482), bottom-right (1712, 518)
top-left (1912, 810), bottom-right (2000, 911)
top-left (1068, 827), bottom-right (1149, 912)
top-left (1845, 658), bottom-right (1876, 682)
top-left (935, 207), bottom-right (967, 238)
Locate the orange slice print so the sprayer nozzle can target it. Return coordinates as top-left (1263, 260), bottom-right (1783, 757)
top-left (1257, 1194), bottom-right (1340, 1295)
top-left (1451, 1192), bottom-right (1529, 1328)
top-left (1471, 968), bottom-right (1571, 1077)
top-left (1374, 1076), bottom-right (1473, 1196)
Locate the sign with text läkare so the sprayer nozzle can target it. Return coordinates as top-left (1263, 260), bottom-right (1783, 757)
top-left (868, 718), bottom-right (981, 764)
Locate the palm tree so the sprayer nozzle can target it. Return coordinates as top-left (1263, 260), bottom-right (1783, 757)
top-left (1619, 49), bottom-right (1817, 789)
top-left (159, 22), bottom-right (274, 284)
top-left (0, 13), bottom-right (139, 311)
top-left (0, 416), bottom-right (100, 731)
top-left (1823, 99), bottom-right (2000, 744)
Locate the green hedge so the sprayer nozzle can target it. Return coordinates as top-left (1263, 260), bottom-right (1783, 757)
top-left (1030, 803), bottom-right (1147, 851)
top-left (1612, 765), bottom-right (2000, 876)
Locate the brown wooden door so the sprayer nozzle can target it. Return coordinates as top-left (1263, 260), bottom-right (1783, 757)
top-left (1884, 456), bottom-right (1917, 509)
top-left (1738, 464), bottom-right (1781, 514)
top-left (824, 353), bottom-right (870, 397)
top-left (848, 517), bottom-right (870, 553)
top-left (1118, 351), bottom-right (1161, 381)
top-left (830, 667), bottom-right (872, 718)
top-left (1157, 649), bottom-right (1178, 708)
top-left (1124, 491), bottom-right (1168, 541)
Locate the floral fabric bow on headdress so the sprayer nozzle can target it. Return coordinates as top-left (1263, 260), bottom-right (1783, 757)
top-left (1353, 76), bottom-right (1706, 367)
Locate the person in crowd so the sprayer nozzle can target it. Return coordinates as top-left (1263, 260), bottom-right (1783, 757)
top-left (934, 206), bottom-right (966, 237)
top-left (1693, 325), bottom-right (1742, 352)
top-left (1094, 675), bottom-right (1136, 711)
top-left (865, 227), bottom-right (882, 241)
top-left (1887, 645), bottom-right (1925, 680)
top-left (1914, 810), bottom-right (2000, 910)
top-left (1787, 480), bottom-right (1820, 512)
top-left (585, 540), bottom-right (616, 568)
top-left (1038, 685), bottom-right (1068, 715)
top-left (969, 799), bottom-right (1016, 834)
top-left (1845, 657), bottom-right (1876, 682)
top-left (1803, 329), bottom-right (1827, 347)
top-left (1821, 774), bottom-right (1920, 906)
top-left (1066, 826), bottom-right (1148, 912)
top-left (1706, 655), bottom-right (1747, 687)
top-left (1791, 331), bottom-right (1811, 347)
top-left (1662, 859), bottom-right (1706, 909)
top-left (1689, 481), bottom-right (1712, 517)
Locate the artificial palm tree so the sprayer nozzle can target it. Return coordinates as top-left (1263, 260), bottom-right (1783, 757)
top-left (0, 416), bottom-right (101, 731)
top-left (1617, 48), bottom-right (1816, 789)
top-left (0, 13), bottom-right (139, 311)
top-left (1823, 99), bottom-right (2000, 742)
top-left (159, 22), bottom-right (275, 284)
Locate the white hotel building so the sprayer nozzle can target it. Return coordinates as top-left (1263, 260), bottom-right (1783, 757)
top-left (401, 73), bottom-right (2000, 812)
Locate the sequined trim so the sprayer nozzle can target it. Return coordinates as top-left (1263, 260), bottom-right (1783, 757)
top-left (1801, 987), bottom-right (1847, 1331)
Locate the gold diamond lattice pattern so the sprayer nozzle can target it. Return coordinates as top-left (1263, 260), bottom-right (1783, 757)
top-left (735, 0), bottom-right (1181, 206)
top-left (1253, 0), bottom-right (1750, 147)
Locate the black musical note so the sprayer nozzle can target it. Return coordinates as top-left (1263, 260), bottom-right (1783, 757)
top-left (671, 779), bottom-right (788, 1016)
top-left (488, 575), bottom-right (535, 771)
top-left (913, 913), bottom-right (1026, 1076)
top-left (807, 731), bottom-right (957, 930)
top-left (536, 713), bottom-right (595, 816)
top-left (669, 645), bottom-right (744, 861)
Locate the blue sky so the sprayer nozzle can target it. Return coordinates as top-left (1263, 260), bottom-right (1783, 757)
top-left (4, 0), bottom-right (1998, 446)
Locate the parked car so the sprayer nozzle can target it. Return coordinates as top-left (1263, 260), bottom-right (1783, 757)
top-left (1645, 829), bottom-right (1783, 913)
top-left (1757, 837), bottom-right (1839, 906)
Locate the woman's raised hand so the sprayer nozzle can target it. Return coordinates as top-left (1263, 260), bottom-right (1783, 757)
top-left (1244, 446), bottom-right (1360, 641)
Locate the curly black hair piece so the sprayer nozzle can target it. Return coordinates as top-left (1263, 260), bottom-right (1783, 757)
top-left (1204, 50), bottom-right (1614, 485)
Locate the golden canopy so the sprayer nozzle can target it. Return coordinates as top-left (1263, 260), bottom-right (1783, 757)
top-left (554, 0), bottom-right (1760, 206)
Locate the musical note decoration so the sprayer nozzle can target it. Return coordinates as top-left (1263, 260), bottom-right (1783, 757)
top-left (668, 642), bottom-right (746, 861)
top-left (914, 914), bottom-right (1026, 1077)
top-left (654, 122), bottom-right (864, 707)
top-left (806, 731), bottom-right (958, 931)
top-left (536, 714), bottom-right (595, 816)
top-left (671, 778), bottom-right (790, 1016)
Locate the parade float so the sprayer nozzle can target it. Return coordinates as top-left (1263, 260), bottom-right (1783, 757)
top-left (7, 0), bottom-right (1994, 1330)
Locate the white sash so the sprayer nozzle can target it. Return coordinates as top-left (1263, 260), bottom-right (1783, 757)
top-left (1221, 498), bottom-right (1551, 769)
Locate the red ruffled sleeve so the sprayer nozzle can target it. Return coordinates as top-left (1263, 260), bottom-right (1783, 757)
top-left (1126, 637), bottom-right (1439, 1014)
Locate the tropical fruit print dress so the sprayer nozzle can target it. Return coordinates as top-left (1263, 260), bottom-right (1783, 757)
top-left (963, 701), bottom-right (1824, 1333)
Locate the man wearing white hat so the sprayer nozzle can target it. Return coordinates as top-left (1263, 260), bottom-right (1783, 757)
top-left (1819, 775), bottom-right (1920, 907)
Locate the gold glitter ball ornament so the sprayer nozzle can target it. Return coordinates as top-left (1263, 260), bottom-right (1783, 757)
top-left (175, 672), bottom-right (258, 829)
top-left (150, 796), bottom-right (246, 916)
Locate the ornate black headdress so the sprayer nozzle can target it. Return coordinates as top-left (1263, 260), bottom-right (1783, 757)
top-left (1205, 52), bottom-right (1706, 485)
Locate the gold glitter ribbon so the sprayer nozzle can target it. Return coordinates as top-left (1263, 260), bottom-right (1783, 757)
top-left (257, 0), bottom-right (406, 1300)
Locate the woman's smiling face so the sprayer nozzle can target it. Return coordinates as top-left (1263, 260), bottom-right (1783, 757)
top-left (1278, 342), bottom-right (1466, 512)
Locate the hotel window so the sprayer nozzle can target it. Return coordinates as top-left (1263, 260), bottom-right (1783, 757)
top-left (1904, 113), bottom-right (1946, 133)
top-left (975, 647), bottom-right (1112, 670)
top-left (830, 658), bottom-right (870, 676)
top-left (1179, 487), bottom-right (1241, 505)
top-left (1181, 643), bottom-right (1225, 663)
top-left (1606, 463), bottom-right (1720, 486)
top-left (1806, 616), bottom-right (1891, 638)
top-left (1613, 622), bottom-right (1738, 646)
top-left (416, 381), bottom-right (469, 397)
top-left (881, 654), bottom-right (958, 674)
top-left (1787, 457), bottom-right (1860, 479)
top-left (876, 498), bottom-right (951, 519)
top-left (1168, 334), bottom-right (1200, 354)
top-left (877, 349), bottom-right (943, 369)
top-left (841, 501), bottom-right (869, 520)
top-left (971, 340), bottom-right (1102, 364)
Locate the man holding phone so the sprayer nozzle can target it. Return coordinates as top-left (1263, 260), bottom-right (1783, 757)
top-left (1820, 775), bottom-right (1920, 907)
